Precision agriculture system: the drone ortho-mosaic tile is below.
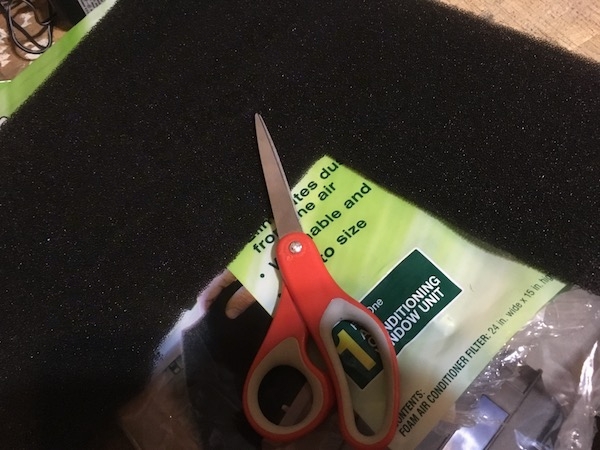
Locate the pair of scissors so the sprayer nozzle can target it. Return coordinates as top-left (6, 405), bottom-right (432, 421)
top-left (243, 114), bottom-right (400, 449)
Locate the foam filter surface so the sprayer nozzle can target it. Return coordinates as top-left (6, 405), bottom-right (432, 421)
top-left (1, 0), bottom-right (599, 447)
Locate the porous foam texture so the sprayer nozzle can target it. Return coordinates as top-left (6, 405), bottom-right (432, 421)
top-left (1, 0), bottom-right (599, 447)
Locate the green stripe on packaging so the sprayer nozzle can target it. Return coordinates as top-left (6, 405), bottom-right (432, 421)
top-left (0, 0), bottom-right (116, 119)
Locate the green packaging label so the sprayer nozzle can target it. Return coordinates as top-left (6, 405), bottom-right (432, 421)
top-left (367, 248), bottom-right (462, 351)
top-left (229, 156), bottom-right (565, 448)
top-left (334, 249), bottom-right (462, 388)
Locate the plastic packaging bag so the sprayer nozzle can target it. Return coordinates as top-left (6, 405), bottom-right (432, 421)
top-left (419, 287), bottom-right (600, 450)
top-left (119, 285), bottom-right (600, 450)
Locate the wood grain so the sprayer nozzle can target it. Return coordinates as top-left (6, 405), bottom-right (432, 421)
top-left (437, 0), bottom-right (600, 61)
top-left (0, 0), bottom-right (68, 81)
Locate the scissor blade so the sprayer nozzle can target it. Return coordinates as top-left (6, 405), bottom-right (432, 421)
top-left (255, 114), bottom-right (303, 236)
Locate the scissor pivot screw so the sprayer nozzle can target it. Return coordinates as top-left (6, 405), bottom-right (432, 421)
top-left (289, 241), bottom-right (303, 254)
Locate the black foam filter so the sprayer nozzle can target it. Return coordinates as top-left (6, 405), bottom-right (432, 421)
top-left (1, 0), bottom-right (599, 447)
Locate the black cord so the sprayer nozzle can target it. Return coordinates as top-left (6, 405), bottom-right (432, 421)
top-left (0, 0), bottom-right (55, 55)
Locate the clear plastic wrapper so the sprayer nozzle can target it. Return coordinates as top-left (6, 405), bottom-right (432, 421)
top-left (419, 287), bottom-right (600, 450)
top-left (119, 285), bottom-right (600, 450)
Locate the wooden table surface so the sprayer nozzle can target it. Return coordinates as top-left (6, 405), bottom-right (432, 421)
top-left (438, 0), bottom-right (600, 61)
top-left (0, 0), bottom-right (69, 81)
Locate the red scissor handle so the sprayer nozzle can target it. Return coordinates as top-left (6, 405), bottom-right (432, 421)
top-left (243, 286), bottom-right (335, 442)
top-left (277, 232), bottom-right (401, 450)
